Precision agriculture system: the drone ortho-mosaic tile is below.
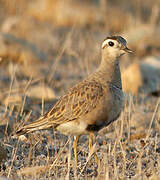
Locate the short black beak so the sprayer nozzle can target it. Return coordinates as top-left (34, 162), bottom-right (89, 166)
top-left (124, 47), bottom-right (133, 53)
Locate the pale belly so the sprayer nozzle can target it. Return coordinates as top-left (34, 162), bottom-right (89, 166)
top-left (56, 120), bottom-right (88, 136)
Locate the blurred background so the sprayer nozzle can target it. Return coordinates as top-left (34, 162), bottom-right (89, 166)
top-left (0, 0), bottom-right (160, 98)
top-left (1, 0), bottom-right (160, 179)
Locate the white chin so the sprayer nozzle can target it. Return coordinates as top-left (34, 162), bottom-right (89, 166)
top-left (120, 52), bottom-right (125, 56)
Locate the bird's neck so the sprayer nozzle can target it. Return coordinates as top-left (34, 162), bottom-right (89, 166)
top-left (95, 56), bottom-right (122, 89)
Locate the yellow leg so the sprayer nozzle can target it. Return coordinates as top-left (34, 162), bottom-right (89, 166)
top-left (89, 132), bottom-right (99, 165)
top-left (73, 135), bottom-right (80, 166)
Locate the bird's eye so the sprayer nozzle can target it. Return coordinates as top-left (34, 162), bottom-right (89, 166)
top-left (108, 41), bottom-right (114, 47)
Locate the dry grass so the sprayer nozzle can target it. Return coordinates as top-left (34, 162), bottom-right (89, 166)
top-left (1, 0), bottom-right (160, 179)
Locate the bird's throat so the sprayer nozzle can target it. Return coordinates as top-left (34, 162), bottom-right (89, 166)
top-left (96, 57), bottom-right (122, 89)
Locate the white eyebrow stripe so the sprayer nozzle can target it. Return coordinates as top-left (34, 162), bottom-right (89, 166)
top-left (102, 39), bottom-right (109, 49)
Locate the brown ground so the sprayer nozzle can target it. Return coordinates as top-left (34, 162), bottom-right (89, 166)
top-left (1, 0), bottom-right (160, 179)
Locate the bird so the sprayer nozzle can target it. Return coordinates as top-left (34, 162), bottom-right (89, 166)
top-left (15, 35), bottom-right (132, 165)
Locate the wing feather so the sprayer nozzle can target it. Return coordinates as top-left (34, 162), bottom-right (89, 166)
top-left (16, 80), bottom-right (104, 135)
top-left (45, 80), bottom-right (104, 124)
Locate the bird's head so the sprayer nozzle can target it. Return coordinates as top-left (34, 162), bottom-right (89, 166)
top-left (101, 36), bottom-right (132, 60)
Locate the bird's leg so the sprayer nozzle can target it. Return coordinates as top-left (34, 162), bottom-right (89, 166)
top-left (73, 135), bottom-right (80, 166)
top-left (89, 132), bottom-right (94, 152)
top-left (89, 132), bottom-right (99, 165)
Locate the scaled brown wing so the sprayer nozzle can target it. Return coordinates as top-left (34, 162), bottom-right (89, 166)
top-left (45, 80), bottom-right (104, 125)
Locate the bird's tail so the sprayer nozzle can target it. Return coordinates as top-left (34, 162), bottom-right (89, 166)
top-left (16, 116), bottom-right (53, 136)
